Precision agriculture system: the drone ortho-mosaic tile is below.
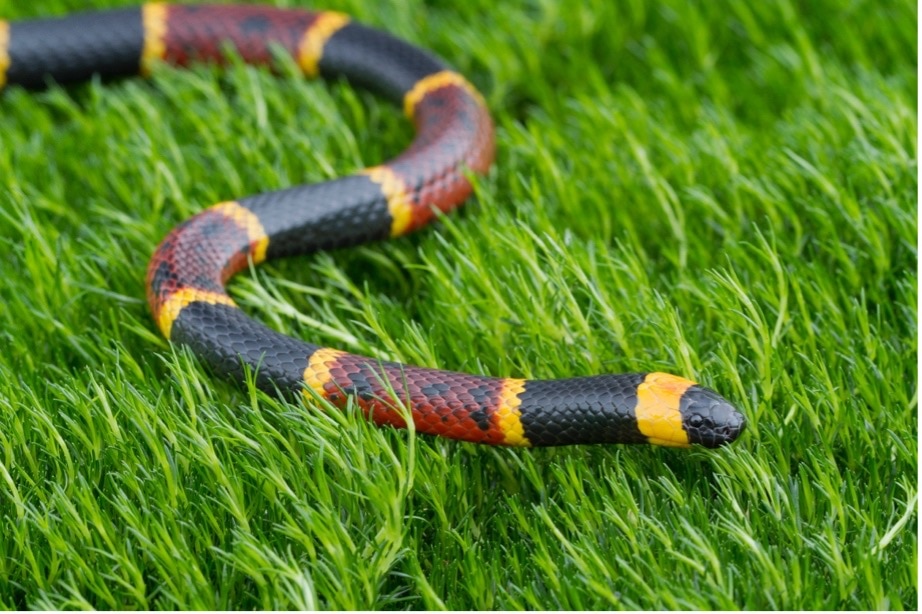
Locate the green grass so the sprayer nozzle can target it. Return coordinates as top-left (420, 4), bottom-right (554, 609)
top-left (0, 0), bottom-right (916, 609)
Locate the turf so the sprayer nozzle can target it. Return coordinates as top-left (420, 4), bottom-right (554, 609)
top-left (0, 0), bottom-right (916, 609)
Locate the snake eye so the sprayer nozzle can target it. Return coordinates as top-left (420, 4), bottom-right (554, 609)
top-left (688, 414), bottom-right (705, 428)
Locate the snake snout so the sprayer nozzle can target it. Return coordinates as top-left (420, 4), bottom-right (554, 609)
top-left (680, 386), bottom-right (746, 448)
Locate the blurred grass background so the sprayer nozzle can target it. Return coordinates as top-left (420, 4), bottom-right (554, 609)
top-left (0, 0), bottom-right (916, 608)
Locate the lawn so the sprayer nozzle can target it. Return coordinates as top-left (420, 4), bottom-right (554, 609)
top-left (0, 0), bottom-right (916, 609)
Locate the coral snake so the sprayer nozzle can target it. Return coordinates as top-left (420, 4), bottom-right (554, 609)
top-left (1, 3), bottom-right (746, 448)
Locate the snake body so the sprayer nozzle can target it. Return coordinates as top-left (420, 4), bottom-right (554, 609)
top-left (1, 4), bottom-right (746, 448)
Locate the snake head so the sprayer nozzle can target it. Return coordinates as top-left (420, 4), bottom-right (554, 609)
top-left (634, 373), bottom-right (746, 448)
top-left (679, 385), bottom-right (747, 448)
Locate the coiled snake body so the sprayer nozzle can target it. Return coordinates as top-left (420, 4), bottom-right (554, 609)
top-left (0, 4), bottom-right (746, 448)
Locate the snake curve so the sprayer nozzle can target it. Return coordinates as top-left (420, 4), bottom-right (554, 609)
top-left (0, 3), bottom-right (746, 448)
